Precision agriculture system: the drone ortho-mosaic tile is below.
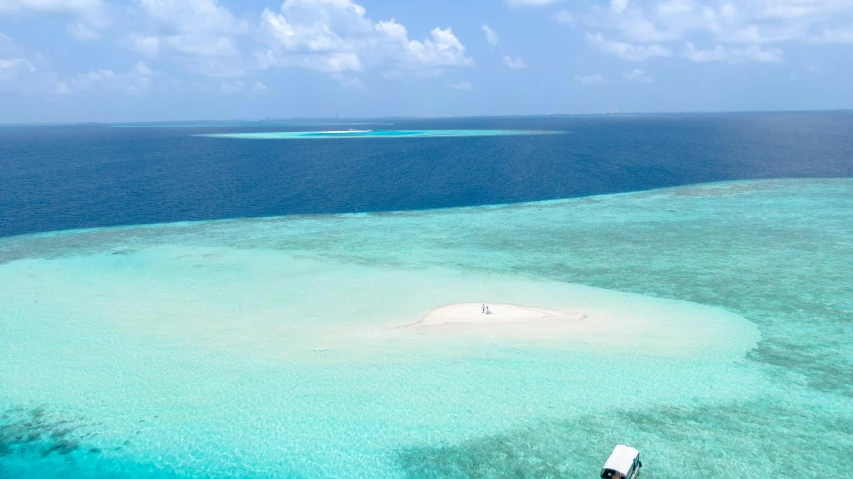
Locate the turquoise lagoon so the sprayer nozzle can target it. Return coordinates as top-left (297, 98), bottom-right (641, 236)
top-left (196, 130), bottom-right (560, 140)
top-left (112, 122), bottom-right (394, 128)
top-left (1, 179), bottom-right (851, 478)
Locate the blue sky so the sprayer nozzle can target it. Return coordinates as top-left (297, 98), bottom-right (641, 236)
top-left (1, 0), bottom-right (852, 122)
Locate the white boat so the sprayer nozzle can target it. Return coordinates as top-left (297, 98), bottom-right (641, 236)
top-left (600, 444), bottom-right (641, 479)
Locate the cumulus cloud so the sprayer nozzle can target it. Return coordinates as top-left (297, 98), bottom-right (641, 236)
top-left (0, 0), bottom-right (106, 22)
top-left (129, 35), bottom-right (160, 56)
top-left (119, 0), bottom-right (252, 77)
top-left (67, 22), bottom-right (101, 41)
top-left (505, 0), bottom-right (561, 7)
top-left (623, 69), bottom-right (652, 83)
top-left (814, 26), bottom-right (853, 43)
top-left (219, 80), bottom-right (244, 93)
top-left (574, 74), bottom-right (608, 85)
top-left (450, 80), bottom-right (473, 90)
top-left (586, 33), bottom-right (672, 61)
top-left (559, 0), bottom-right (851, 66)
top-left (0, 33), bottom-right (41, 84)
top-left (137, 0), bottom-right (246, 36)
top-left (1, 0), bottom-right (110, 39)
top-left (0, 57), bottom-right (35, 80)
top-left (611, 0), bottom-right (630, 15)
top-left (332, 73), bottom-right (364, 89)
top-left (220, 79), bottom-right (276, 93)
top-left (0, 0), bottom-right (101, 14)
top-left (502, 55), bottom-right (528, 69)
top-left (68, 61), bottom-right (154, 95)
top-left (128, 0), bottom-right (248, 59)
top-left (730, 44), bottom-right (785, 62)
top-left (257, 0), bottom-right (471, 76)
top-left (554, 10), bottom-right (574, 26)
top-left (684, 42), bottom-right (729, 62)
top-left (252, 80), bottom-right (268, 92)
top-left (685, 42), bottom-right (784, 63)
top-left (481, 25), bottom-right (499, 45)
top-left (579, 0), bottom-right (853, 45)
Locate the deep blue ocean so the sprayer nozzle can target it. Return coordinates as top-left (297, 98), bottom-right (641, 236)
top-left (1, 113), bottom-right (853, 478)
top-left (2, 112), bottom-right (852, 238)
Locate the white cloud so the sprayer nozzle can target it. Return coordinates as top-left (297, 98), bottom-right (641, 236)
top-left (1, 0), bottom-right (109, 38)
top-left (731, 44), bottom-right (784, 63)
top-left (586, 33), bottom-right (672, 61)
top-left (256, 49), bottom-right (362, 73)
top-left (623, 68), bottom-right (652, 83)
top-left (0, 34), bottom-right (40, 84)
top-left (0, 57), bottom-right (35, 80)
top-left (574, 74), bottom-right (608, 85)
top-left (0, 0), bottom-right (106, 23)
top-left (333, 74), bottom-right (364, 89)
top-left (257, 0), bottom-right (471, 75)
top-left (684, 42), bottom-right (728, 62)
top-left (252, 80), bottom-right (268, 92)
top-left (54, 81), bottom-right (71, 95)
top-left (814, 26), bottom-right (853, 43)
top-left (685, 42), bottom-right (784, 63)
top-left (129, 0), bottom-right (247, 60)
top-left (137, 0), bottom-right (246, 36)
top-left (0, 0), bottom-right (102, 14)
top-left (505, 0), bottom-right (561, 7)
top-left (450, 80), bottom-right (473, 90)
top-left (129, 35), bottom-right (160, 56)
top-left (219, 80), bottom-right (244, 93)
top-left (67, 22), bottom-right (101, 41)
top-left (69, 61), bottom-right (154, 95)
top-left (189, 60), bottom-right (245, 77)
top-left (481, 25), bottom-right (499, 46)
top-left (611, 0), bottom-right (630, 14)
top-left (579, 0), bottom-right (853, 45)
top-left (164, 35), bottom-right (238, 57)
top-left (407, 27), bottom-right (471, 67)
top-left (554, 10), bottom-right (574, 26)
top-left (502, 55), bottom-right (528, 69)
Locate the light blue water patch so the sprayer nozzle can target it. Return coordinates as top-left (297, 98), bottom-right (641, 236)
top-left (1, 178), bottom-right (851, 478)
top-left (111, 121), bottom-right (394, 128)
top-left (196, 129), bottom-right (563, 139)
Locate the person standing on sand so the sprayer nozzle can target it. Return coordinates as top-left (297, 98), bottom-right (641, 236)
top-left (482, 304), bottom-right (485, 314)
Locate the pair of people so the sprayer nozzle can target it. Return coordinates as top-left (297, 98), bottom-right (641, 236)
top-left (481, 304), bottom-right (492, 315)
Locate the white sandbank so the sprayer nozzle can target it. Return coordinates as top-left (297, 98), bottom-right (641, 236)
top-left (393, 299), bottom-right (750, 357)
top-left (408, 302), bottom-right (585, 328)
top-left (315, 130), bottom-right (371, 133)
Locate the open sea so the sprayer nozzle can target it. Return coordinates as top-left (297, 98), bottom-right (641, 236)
top-left (1, 112), bottom-right (852, 478)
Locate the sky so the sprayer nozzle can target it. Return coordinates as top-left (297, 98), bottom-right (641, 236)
top-left (0, 0), bottom-right (852, 123)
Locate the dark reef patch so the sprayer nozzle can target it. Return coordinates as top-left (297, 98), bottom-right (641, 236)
top-left (0, 406), bottom-right (94, 460)
top-left (395, 401), bottom-right (853, 478)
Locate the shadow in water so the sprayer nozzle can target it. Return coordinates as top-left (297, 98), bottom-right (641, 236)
top-left (395, 400), bottom-right (852, 478)
top-left (0, 406), bottom-right (100, 460)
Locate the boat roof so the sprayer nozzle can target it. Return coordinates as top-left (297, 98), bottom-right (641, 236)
top-left (602, 445), bottom-right (639, 474)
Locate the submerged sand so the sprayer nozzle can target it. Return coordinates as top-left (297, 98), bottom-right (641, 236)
top-left (1, 179), bottom-right (848, 478)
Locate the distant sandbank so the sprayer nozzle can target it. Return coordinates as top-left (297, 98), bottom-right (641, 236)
top-left (196, 129), bottom-right (563, 140)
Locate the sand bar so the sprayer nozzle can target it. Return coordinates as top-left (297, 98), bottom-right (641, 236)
top-left (408, 302), bottom-right (585, 328)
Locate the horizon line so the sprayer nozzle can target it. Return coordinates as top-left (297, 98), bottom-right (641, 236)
top-left (1, 108), bottom-right (851, 127)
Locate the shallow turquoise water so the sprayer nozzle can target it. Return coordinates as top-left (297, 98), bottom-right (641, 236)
top-left (1, 179), bottom-right (851, 478)
top-left (197, 129), bottom-right (561, 140)
top-left (113, 122), bottom-right (394, 128)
